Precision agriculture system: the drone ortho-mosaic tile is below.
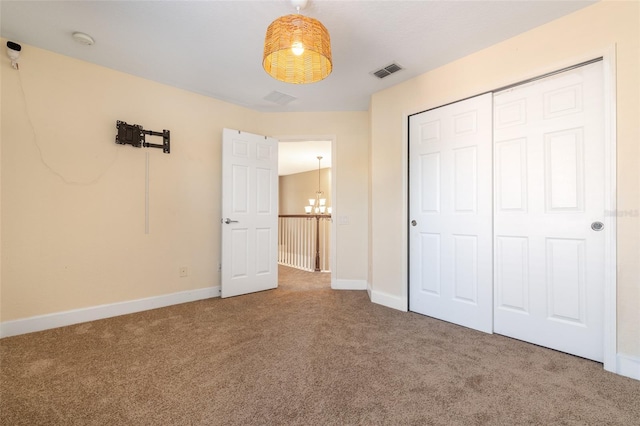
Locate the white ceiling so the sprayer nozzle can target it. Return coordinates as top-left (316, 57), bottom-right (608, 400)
top-left (1, 0), bottom-right (597, 114)
top-left (279, 141), bottom-right (331, 176)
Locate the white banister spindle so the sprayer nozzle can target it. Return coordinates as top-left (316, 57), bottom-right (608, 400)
top-left (278, 215), bottom-right (330, 272)
top-left (278, 217), bottom-right (282, 263)
top-left (283, 218), bottom-right (287, 265)
top-left (297, 218), bottom-right (303, 268)
top-left (283, 217), bottom-right (287, 265)
top-left (288, 219), bottom-right (293, 266)
top-left (307, 218), bottom-right (312, 270)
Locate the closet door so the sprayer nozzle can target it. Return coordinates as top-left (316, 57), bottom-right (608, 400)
top-left (493, 61), bottom-right (605, 361)
top-left (409, 93), bottom-right (493, 333)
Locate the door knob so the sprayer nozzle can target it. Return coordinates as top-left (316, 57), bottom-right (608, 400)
top-left (224, 218), bottom-right (239, 224)
top-left (591, 221), bottom-right (604, 231)
top-left (411, 220), bottom-right (417, 226)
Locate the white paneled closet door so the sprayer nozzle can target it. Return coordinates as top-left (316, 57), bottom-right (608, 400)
top-left (409, 93), bottom-right (493, 334)
top-left (493, 61), bottom-right (605, 361)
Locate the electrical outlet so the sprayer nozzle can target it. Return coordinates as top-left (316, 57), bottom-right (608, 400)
top-left (179, 266), bottom-right (188, 277)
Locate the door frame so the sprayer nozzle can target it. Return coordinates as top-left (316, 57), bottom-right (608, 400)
top-left (274, 134), bottom-right (337, 288)
top-left (404, 47), bottom-right (617, 373)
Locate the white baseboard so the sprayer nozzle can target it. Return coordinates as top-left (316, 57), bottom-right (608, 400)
top-left (616, 353), bottom-right (640, 381)
top-left (367, 281), bottom-right (372, 299)
top-left (370, 289), bottom-right (407, 312)
top-left (0, 286), bottom-right (221, 338)
top-left (332, 279), bottom-right (367, 290)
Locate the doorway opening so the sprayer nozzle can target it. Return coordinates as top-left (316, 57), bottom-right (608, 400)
top-left (277, 139), bottom-right (334, 288)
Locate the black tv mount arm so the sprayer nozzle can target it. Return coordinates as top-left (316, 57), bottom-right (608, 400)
top-left (116, 120), bottom-right (170, 154)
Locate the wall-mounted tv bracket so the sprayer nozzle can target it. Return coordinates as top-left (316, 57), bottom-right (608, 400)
top-left (116, 120), bottom-right (170, 154)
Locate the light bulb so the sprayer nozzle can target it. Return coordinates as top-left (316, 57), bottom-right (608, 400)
top-left (291, 42), bottom-right (304, 56)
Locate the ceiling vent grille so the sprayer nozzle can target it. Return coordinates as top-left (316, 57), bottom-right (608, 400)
top-left (371, 62), bottom-right (404, 79)
top-left (264, 91), bottom-right (297, 105)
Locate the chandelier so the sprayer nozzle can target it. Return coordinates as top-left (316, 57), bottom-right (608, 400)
top-left (262, 0), bottom-right (332, 84)
top-left (305, 156), bottom-right (331, 215)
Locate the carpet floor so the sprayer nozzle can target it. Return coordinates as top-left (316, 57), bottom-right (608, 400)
top-left (1, 265), bottom-right (639, 425)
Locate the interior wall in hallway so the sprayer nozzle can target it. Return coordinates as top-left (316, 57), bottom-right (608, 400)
top-left (279, 168), bottom-right (331, 215)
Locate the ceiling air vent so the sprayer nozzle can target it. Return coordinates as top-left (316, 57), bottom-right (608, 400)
top-left (371, 62), bottom-right (404, 79)
top-left (264, 91), bottom-right (297, 106)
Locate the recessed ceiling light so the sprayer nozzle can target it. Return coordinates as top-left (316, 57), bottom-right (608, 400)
top-left (72, 32), bottom-right (95, 46)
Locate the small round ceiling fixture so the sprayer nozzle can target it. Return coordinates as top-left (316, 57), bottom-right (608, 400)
top-left (290, 0), bottom-right (308, 9)
top-left (72, 32), bottom-right (95, 46)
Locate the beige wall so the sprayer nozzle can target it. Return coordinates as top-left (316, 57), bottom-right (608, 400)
top-left (279, 168), bottom-right (331, 215)
top-left (0, 42), bottom-right (259, 320)
top-left (369, 0), bottom-right (640, 356)
top-left (0, 42), bottom-right (369, 321)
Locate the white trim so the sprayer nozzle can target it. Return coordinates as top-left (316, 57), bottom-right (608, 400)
top-left (0, 286), bottom-right (220, 338)
top-left (401, 106), bottom-right (410, 313)
top-left (371, 289), bottom-right (407, 312)
top-left (616, 354), bottom-right (640, 381)
top-left (401, 109), bottom-right (412, 322)
top-left (601, 46), bottom-right (618, 374)
top-left (332, 279), bottom-right (367, 291)
top-left (331, 135), bottom-right (337, 292)
top-left (367, 281), bottom-right (373, 299)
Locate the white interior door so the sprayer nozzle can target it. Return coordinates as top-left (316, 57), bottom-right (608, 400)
top-left (409, 93), bottom-right (493, 333)
top-left (493, 62), bottom-right (605, 361)
top-left (221, 128), bottom-right (278, 298)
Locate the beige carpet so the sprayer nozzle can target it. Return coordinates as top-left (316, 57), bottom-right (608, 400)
top-left (2, 265), bottom-right (639, 425)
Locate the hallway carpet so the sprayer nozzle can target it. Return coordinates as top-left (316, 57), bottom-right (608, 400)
top-left (1, 266), bottom-right (639, 425)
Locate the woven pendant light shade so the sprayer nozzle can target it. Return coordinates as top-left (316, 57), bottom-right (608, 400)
top-left (263, 14), bottom-right (332, 84)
